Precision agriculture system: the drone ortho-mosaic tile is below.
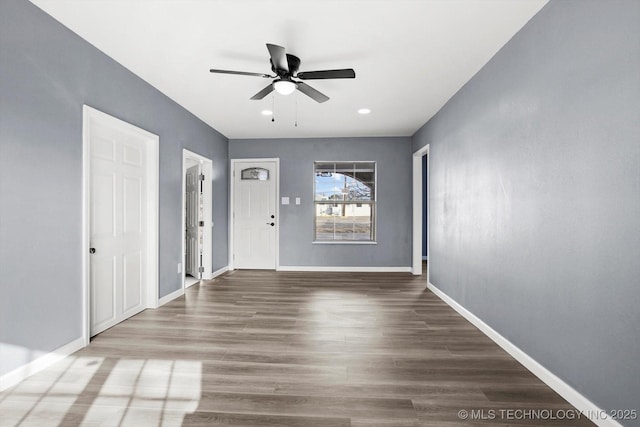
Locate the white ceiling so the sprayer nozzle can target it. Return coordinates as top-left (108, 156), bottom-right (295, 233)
top-left (30, 0), bottom-right (548, 139)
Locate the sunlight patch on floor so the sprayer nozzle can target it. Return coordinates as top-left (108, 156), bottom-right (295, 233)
top-left (0, 357), bottom-right (202, 427)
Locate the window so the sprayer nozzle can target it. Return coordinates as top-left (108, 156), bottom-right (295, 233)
top-left (241, 167), bottom-right (269, 180)
top-left (314, 161), bottom-right (376, 242)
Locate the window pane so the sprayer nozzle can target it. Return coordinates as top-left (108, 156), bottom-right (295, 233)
top-left (315, 162), bottom-right (335, 174)
top-left (315, 175), bottom-right (342, 201)
top-left (334, 162), bottom-right (355, 174)
top-left (344, 175), bottom-right (373, 201)
top-left (354, 162), bottom-right (375, 201)
top-left (315, 162), bottom-right (374, 202)
top-left (241, 167), bottom-right (269, 180)
top-left (315, 203), bottom-right (373, 241)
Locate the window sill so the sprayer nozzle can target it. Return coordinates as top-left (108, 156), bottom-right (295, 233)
top-left (312, 241), bottom-right (378, 245)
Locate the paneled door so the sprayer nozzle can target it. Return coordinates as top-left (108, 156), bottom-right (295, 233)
top-left (88, 116), bottom-right (149, 336)
top-left (185, 164), bottom-right (201, 278)
top-left (233, 160), bottom-right (277, 269)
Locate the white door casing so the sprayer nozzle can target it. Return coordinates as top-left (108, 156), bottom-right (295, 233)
top-left (185, 164), bottom-right (201, 278)
top-left (83, 106), bottom-right (159, 341)
top-left (231, 160), bottom-right (278, 270)
top-left (181, 149), bottom-right (213, 284)
top-left (412, 144), bottom-right (429, 278)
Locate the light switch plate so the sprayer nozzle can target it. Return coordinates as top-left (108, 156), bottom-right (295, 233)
top-left (282, 197), bottom-right (290, 205)
top-left (295, 197), bottom-right (301, 205)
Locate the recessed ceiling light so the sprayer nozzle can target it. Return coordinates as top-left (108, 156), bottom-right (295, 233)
top-left (358, 108), bottom-right (371, 115)
top-left (261, 110), bottom-right (273, 116)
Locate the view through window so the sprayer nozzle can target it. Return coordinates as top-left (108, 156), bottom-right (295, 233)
top-left (314, 162), bottom-right (376, 242)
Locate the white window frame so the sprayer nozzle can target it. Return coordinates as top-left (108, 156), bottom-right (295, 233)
top-left (313, 161), bottom-right (377, 244)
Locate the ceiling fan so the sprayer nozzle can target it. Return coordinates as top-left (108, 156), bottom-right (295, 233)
top-left (209, 43), bottom-right (356, 103)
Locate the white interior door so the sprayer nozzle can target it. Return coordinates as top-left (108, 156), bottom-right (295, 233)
top-left (89, 120), bottom-right (147, 336)
top-left (185, 164), bottom-right (201, 278)
top-left (233, 161), bottom-right (277, 269)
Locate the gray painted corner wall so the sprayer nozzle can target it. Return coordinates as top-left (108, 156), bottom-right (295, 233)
top-left (230, 137), bottom-right (412, 268)
top-left (0, 0), bottom-right (228, 377)
top-left (413, 0), bottom-right (640, 420)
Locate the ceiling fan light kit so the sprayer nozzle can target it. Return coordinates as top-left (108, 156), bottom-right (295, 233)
top-left (210, 43), bottom-right (356, 103)
top-left (273, 79), bottom-right (297, 95)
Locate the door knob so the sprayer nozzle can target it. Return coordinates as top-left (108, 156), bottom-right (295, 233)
top-left (89, 248), bottom-right (96, 254)
top-left (266, 222), bottom-right (275, 226)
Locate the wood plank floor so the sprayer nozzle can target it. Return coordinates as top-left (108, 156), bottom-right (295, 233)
top-left (1, 267), bottom-right (594, 426)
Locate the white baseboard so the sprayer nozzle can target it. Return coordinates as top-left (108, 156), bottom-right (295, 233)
top-left (277, 266), bottom-right (412, 273)
top-left (0, 337), bottom-right (85, 392)
top-left (158, 287), bottom-right (184, 307)
top-left (207, 265), bottom-right (229, 280)
top-left (427, 282), bottom-right (622, 427)
top-left (184, 277), bottom-right (200, 289)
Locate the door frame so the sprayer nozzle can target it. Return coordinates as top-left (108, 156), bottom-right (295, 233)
top-left (229, 158), bottom-right (280, 270)
top-left (181, 149), bottom-right (213, 286)
top-left (412, 144), bottom-right (429, 278)
top-left (82, 105), bottom-right (159, 345)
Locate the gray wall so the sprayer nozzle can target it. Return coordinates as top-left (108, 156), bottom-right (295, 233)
top-left (0, 0), bottom-right (228, 377)
top-left (413, 0), bottom-right (640, 419)
top-left (230, 138), bottom-right (412, 267)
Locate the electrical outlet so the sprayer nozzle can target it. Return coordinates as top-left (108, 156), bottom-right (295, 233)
top-left (177, 263), bottom-right (182, 274)
top-left (295, 197), bottom-right (301, 205)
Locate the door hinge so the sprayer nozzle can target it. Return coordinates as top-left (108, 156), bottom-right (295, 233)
top-left (199, 174), bottom-right (205, 181)
top-left (199, 266), bottom-right (204, 273)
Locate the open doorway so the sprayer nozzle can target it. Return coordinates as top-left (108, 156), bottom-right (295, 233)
top-left (182, 149), bottom-right (213, 289)
top-left (412, 145), bottom-right (429, 280)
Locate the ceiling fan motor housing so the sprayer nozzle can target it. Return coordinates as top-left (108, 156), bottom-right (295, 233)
top-left (271, 54), bottom-right (301, 79)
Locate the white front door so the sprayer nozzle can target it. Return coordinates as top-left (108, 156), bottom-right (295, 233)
top-left (185, 164), bottom-right (201, 278)
top-left (89, 118), bottom-right (148, 336)
top-left (233, 160), bottom-right (277, 269)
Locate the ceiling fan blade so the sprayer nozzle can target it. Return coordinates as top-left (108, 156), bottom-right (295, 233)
top-left (297, 69), bottom-right (356, 80)
top-left (297, 82), bottom-right (329, 103)
top-left (266, 43), bottom-right (289, 72)
top-left (210, 69), bottom-right (272, 78)
top-left (250, 84), bottom-right (275, 100)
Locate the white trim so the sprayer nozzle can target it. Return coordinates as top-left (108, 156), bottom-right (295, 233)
top-left (312, 241), bottom-right (378, 245)
top-left (181, 149), bottom-right (213, 289)
top-left (277, 266), bottom-right (412, 273)
top-left (412, 145), bottom-right (429, 277)
top-left (158, 288), bottom-right (184, 307)
top-left (0, 337), bottom-right (85, 392)
top-left (229, 159), bottom-right (233, 270)
top-left (184, 276), bottom-right (200, 289)
top-left (229, 158), bottom-right (280, 271)
top-left (427, 282), bottom-right (622, 427)
top-left (207, 265), bottom-right (229, 280)
top-left (82, 105), bottom-right (159, 343)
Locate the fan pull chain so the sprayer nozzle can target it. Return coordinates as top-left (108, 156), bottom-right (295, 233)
top-left (271, 95), bottom-right (275, 122)
top-left (295, 92), bottom-right (298, 127)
